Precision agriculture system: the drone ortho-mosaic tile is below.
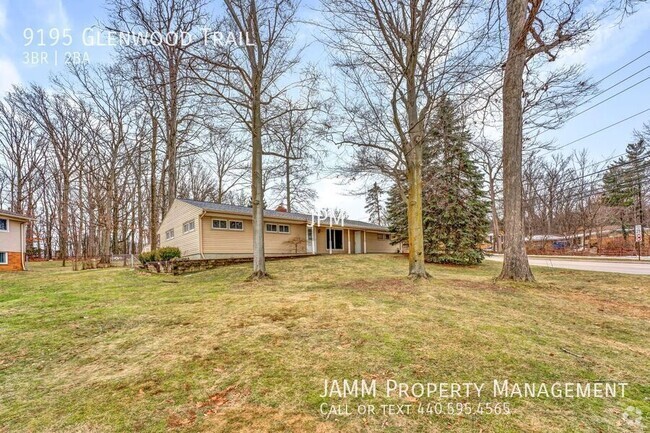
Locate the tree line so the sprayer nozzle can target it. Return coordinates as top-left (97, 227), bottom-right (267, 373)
top-left (0, 0), bottom-right (323, 272)
top-left (0, 0), bottom-right (645, 280)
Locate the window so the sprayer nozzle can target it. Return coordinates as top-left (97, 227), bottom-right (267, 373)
top-left (326, 229), bottom-right (343, 250)
top-left (212, 219), bottom-right (242, 231)
top-left (377, 233), bottom-right (390, 240)
top-left (229, 220), bottom-right (243, 231)
top-left (0, 252), bottom-right (7, 265)
top-left (183, 220), bottom-right (195, 234)
top-left (212, 219), bottom-right (227, 230)
top-left (266, 223), bottom-right (290, 233)
top-left (165, 229), bottom-right (174, 240)
top-left (0, 218), bottom-right (7, 232)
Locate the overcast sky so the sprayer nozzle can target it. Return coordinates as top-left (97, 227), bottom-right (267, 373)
top-left (1, 0), bottom-right (649, 220)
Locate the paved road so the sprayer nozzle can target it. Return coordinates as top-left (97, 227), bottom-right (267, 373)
top-left (486, 256), bottom-right (650, 275)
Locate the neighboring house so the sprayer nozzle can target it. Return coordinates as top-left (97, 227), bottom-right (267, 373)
top-left (157, 199), bottom-right (397, 259)
top-left (0, 210), bottom-right (32, 271)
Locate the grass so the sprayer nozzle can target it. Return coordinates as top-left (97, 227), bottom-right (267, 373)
top-left (0, 255), bottom-right (648, 432)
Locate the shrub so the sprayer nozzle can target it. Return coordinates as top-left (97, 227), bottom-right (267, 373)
top-left (156, 247), bottom-right (181, 261)
top-left (138, 251), bottom-right (156, 264)
top-left (138, 247), bottom-right (181, 264)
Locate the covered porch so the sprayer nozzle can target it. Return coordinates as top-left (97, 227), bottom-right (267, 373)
top-left (306, 226), bottom-right (369, 255)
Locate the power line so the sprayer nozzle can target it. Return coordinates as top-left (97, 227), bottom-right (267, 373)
top-left (531, 54), bottom-right (650, 155)
top-left (554, 177), bottom-right (648, 205)
top-left (544, 156), bottom-right (649, 191)
top-left (524, 174), bottom-right (649, 205)
top-left (524, 156), bottom-right (650, 200)
top-left (540, 107), bottom-right (650, 156)
top-left (561, 74), bottom-right (650, 124)
top-left (592, 50), bottom-right (650, 87)
top-left (534, 56), bottom-right (650, 136)
top-left (569, 64), bottom-right (650, 114)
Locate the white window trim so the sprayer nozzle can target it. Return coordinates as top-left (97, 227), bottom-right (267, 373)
top-left (0, 251), bottom-right (8, 265)
top-left (229, 220), bottom-right (244, 231)
top-left (0, 218), bottom-right (8, 233)
top-left (265, 223), bottom-right (290, 234)
top-left (165, 229), bottom-right (175, 240)
top-left (211, 219), bottom-right (228, 230)
top-left (183, 219), bottom-right (195, 234)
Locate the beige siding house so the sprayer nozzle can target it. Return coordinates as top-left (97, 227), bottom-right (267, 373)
top-left (0, 210), bottom-right (32, 271)
top-left (157, 199), bottom-right (397, 259)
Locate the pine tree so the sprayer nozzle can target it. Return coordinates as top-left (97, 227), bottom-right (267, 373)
top-left (603, 137), bottom-right (648, 244)
top-left (386, 183), bottom-right (408, 245)
top-left (365, 182), bottom-right (385, 225)
top-left (386, 96), bottom-right (490, 265)
top-left (422, 96), bottom-right (490, 264)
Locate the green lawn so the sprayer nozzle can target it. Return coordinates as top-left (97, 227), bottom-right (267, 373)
top-left (1, 255), bottom-right (648, 432)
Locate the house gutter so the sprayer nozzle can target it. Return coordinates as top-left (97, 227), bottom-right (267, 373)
top-left (199, 210), bottom-right (206, 258)
top-left (20, 221), bottom-right (26, 270)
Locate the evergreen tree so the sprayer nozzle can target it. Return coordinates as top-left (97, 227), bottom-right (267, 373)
top-left (385, 96), bottom-right (490, 265)
top-left (386, 183), bottom-right (408, 245)
top-left (365, 182), bottom-right (385, 225)
top-left (422, 96), bottom-right (490, 264)
top-left (602, 137), bottom-right (648, 244)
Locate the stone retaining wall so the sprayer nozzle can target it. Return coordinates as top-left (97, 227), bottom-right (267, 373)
top-left (142, 255), bottom-right (309, 275)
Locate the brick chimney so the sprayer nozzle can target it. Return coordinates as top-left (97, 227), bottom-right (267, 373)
top-left (275, 203), bottom-right (287, 212)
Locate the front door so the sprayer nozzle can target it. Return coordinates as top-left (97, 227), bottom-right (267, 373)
top-left (306, 226), bottom-right (314, 254)
top-left (355, 231), bottom-right (362, 254)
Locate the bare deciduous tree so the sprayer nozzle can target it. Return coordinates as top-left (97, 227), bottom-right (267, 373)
top-left (189, 0), bottom-right (302, 279)
top-left (322, 0), bottom-right (489, 278)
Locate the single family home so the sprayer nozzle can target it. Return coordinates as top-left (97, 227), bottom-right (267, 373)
top-left (156, 199), bottom-right (397, 258)
top-left (0, 209), bottom-right (32, 271)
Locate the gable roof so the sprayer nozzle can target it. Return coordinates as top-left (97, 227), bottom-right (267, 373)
top-left (0, 209), bottom-right (33, 221)
top-left (177, 198), bottom-right (389, 232)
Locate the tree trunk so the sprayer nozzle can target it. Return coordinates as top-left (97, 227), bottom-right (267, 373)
top-left (149, 114), bottom-right (159, 250)
top-left (285, 158), bottom-right (291, 213)
top-left (406, 162), bottom-right (429, 278)
top-left (100, 208), bottom-right (112, 264)
top-left (404, 46), bottom-right (429, 279)
top-left (61, 176), bottom-right (70, 267)
top-left (489, 177), bottom-right (502, 253)
top-left (250, 85), bottom-right (267, 279)
top-left (498, 0), bottom-right (534, 281)
top-left (165, 60), bottom-right (181, 212)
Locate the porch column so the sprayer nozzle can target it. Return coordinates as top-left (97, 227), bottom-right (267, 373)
top-left (329, 228), bottom-right (332, 254)
top-left (364, 231), bottom-right (367, 254)
top-left (347, 229), bottom-right (351, 254)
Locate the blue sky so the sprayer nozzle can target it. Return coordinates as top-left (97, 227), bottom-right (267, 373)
top-left (1, 0), bottom-right (649, 219)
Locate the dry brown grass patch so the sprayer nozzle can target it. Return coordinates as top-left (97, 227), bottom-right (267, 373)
top-left (344, 278), bottom-right (419, 293)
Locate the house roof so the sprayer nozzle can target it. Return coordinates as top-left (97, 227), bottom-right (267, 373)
top-left (177, 198), bottom-right (389, 232)
top-left (0, 209), bottom-right (33, 221)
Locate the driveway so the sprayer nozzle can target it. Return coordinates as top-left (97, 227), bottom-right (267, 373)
top-left (486, 255), bottom-right (650, 275)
